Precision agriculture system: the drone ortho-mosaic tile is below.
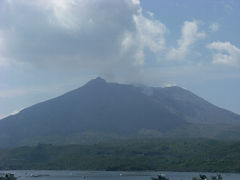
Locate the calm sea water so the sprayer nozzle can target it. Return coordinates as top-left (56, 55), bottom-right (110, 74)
top-left (1, 170), bottom-right (240, 180)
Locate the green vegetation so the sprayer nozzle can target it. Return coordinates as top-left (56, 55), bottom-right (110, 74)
top-left (0, 138), bottom-right (240, 172)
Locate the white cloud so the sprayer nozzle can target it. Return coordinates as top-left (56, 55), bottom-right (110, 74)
top-left (131, 0), bottom-right (140, 5)
top-left (46, 0), bottom-right (81, 30)
top-left (209, 23), bottom-right (219, 32)
top-left (147, 11), bottom-right (154, 18)
top-left (207, 41), bottom-right (240, 67)
top-left (134, 13), bottom-right (167, 53)
top-left (166, 21), bottom-right (205, 60)
top-left (121, 11), bottom-right (167, 65)
top-left (0, 0), bottom-right (168, 76)
top-left (164, 83), bottom-right (177, 87)
top-left (0, 0), bottom-right (137, 69)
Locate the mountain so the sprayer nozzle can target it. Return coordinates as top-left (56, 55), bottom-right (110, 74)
top-left (0, 77), bottom-right (240, 147)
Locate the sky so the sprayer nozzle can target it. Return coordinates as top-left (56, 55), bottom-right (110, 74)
top-left (0, 0), bottom-right (240, 119)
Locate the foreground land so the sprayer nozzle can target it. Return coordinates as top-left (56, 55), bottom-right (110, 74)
top-left (0, 138), bottom-right (240, 172)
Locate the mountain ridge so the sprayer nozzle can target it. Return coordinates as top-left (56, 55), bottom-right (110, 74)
top-left (0, 77), bottom-right (240, 147)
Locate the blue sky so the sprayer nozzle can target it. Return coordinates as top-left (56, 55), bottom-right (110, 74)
top-left (0, 0), bottom-right (239, 119)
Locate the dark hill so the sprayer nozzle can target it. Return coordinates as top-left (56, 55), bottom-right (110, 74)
top-left (0, 77), bottom-right (240, 147)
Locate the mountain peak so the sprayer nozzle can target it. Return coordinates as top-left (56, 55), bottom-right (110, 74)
top-left (95, 77), bottom-right (106, 82)
top-left (92, 77), bottom-right (106, 83)
top-left (86, 77), bottom-right (106, 85)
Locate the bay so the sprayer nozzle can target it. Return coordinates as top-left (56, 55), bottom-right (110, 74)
top-left (1, 170), bottom-right (240, 180)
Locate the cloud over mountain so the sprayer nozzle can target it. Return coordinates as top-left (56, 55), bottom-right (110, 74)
top-left (166, 21), bottom-right (205, 60)
top-left (0, 0), bottom-right (168, 74)
top-left (207, 41), bottom-right (240, 67)
top-left (0, 0), bottom-right (239, 118)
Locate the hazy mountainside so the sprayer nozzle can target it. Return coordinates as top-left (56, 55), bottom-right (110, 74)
top-left (0, 77), bottom-right (240, 147)
top-left (152, 86), bottom-right (240, 124)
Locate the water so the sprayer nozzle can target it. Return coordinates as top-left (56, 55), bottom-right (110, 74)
top-left (1, 170), bottom-right (240, 180)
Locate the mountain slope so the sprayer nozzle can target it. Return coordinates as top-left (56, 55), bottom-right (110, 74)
top-left (152, 86), bottom-right (240, 124)
top-left (0, 77), bottom-right (239, 147)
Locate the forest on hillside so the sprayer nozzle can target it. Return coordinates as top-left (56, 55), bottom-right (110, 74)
top-left (0, 139), bottom-right (240, 172)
